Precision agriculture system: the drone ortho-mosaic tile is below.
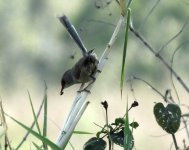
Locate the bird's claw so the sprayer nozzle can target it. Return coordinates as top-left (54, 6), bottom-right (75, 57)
top-left (77, 88), bottom-right (91, 93)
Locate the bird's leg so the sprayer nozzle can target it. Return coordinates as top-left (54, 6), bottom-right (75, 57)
top-left (78, 75), bottom-right (96, 93)
top-left (77, 83), bottom-right (90, 93)
top-left (78, 83), bottom-right (85, 91)
top-left (60, 81), bottom-right (65, 95)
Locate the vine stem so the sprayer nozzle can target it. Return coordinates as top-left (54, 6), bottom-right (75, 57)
top-left (55, 14), bottom-right (125, 149)
top-left (129, 26), bottom-right (189, 94)
top-left (172, 133), bottom-right (179, 150)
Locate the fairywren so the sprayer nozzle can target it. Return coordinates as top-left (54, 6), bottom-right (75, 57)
top-left (58, 15), bottom-right (98, 95)
top-left (60, 51), bottom-right (98, 95)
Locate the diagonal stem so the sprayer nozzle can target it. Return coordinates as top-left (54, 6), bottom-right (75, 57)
top-left (129, 25), bottom-right (189, 94)
top-left (172, 133), bottom-right (179, 150)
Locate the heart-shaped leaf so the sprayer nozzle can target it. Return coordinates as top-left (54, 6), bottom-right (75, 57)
top-left (110, 128), bottom-right (134, 148)
top-left (154, 102), bottom-right (181, 134)
top-left (83, 137), bottom-right (106, 150)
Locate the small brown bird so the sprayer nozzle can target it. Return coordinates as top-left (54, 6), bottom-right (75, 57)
top-left (58, 15), bottom-right (98, 95)
top-left (60, 51), bottom-right (98, 95)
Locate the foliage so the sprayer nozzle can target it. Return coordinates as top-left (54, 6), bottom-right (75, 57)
top-left (0, 0), bottom-right (189, 150)
top-left (83, 101), bottom-right (138, 150)
top-left (154, 102), bottom-right (181, 134)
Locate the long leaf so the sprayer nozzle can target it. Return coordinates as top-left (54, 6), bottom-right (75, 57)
top-left (73, 131), bottom-right (93, 134)
top-left (124, 100), bottom-right (130, 150)
top-left (7, 114), bottom-right (61, 150)
top-left (28, 91), bottom-right (42, 135)
top-left (43, 85), bottom-right (48, 137)
top-left (43, 84), bottom-right (48, 149)
top-left (120, 9), bottom-right (131, 97)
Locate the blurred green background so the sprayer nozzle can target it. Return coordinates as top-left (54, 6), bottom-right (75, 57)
top-left (0, 0), bottom-right (189, 149)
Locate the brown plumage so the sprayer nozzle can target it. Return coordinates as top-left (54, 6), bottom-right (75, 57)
top-left (60, 53), bottom-right (98, 95)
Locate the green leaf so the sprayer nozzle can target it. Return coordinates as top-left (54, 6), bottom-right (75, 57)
top-left (114, 118), bottom-right (125, 125)
top-left (124, 100), bottom-right (134, 150)
top-left (73, 131), bottom-right (93, 134)
top-left (43, 84), bottom-right (48, 138)
top-left (43, 84), bottom-right (48, 149)
top-left (120, 8), bottom-right (131, 98)
top-left (7, 114), bottom-right (61, 150)
top-left (28, 91), bottom-right (41, 135)
top-left (154, 102), bottom-right (181, 134)
top-left (83, 137), bottom-right (106, 150)
top-left (129, 122), bottom-right (139, 129)
top-left (111, 129), bottom-right (124, 147)
top-left (111, 128), bottom-right (133, 147)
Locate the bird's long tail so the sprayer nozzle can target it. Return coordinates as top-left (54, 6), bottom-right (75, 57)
top-left (58, 15), bottom-right (88, 56)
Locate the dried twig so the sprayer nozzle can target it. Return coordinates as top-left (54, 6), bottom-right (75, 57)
top-left (170, 41), bottom-right (189, 104)
top-left (158, 20), bottom-right (189, 53)
top-left (131, 75), bottom-right (166, 101)
top-left (138, 0), bottom-right (160, 30)
top-left (129, 25), bottom-right (189, 94)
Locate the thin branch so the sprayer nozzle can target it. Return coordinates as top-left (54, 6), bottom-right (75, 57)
top-left (128, 78), bottom-right (137, 100)
top-left (87, 19), bottom-right (115, 27)
top-left (181, 117), bottom-right (189, 139)
top-left (129, 25), bottom-right (189, 94)
top-left (170, 41), bottom-right (189, 104)
top-left (56, 14), bottom-right (125, 149)
top-left (157, 19), bottom-right (189, 53)
top-left (132, 75), bottom-right (166, 101)
top-left (182, 113), bottom-right (189, 117)
top-left (138, 0), bottom-right (160, 30)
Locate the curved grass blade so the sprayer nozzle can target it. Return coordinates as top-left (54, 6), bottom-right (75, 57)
top-left (120, 9), bottom-right (131, 98)
top-left (27, 91), bottom-right (41, 135)
top-left (124, 100), bottom-right (133, 150)
top-left (28, 91), bottom-right (48, 149)
top-left (43, 84), bottom-right (48, 137)
top-left (33, 142), bottom-right (43, 150)
top-left (43, 84), bottom-right (48, 149)
top-left (7, 114), bottom-right (61, 150)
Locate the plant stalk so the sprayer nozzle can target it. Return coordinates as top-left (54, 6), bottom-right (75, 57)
top-left (172, 133), bottom-right (179, 150)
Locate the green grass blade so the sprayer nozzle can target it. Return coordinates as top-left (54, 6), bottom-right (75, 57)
top-left (43, 84), bottom-right (48, 137)
top-left (120, 9), bottom-right (131, 97)
top-left (27, 91), bottom-right (42, 135)
top-left (73, 131), bottom-right (93, 134)
top-left (7, 114), bottom-right (61, 150)
top-left (43, 84), bottom-right (48, 149)
top-left (124, 100), bottom-right (130, 150)
top-left (33, 142), bottom-right (43, 150)
top-left (126, 0), bottom-right (133, 8)
top-left (69, 141), bottom-right (76, 150)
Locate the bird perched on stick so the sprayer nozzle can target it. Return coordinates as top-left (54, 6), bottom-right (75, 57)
top-left (58, 15), bottom-right (98, 95)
